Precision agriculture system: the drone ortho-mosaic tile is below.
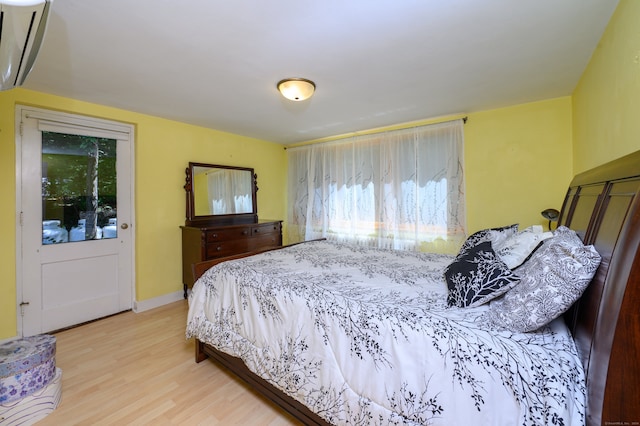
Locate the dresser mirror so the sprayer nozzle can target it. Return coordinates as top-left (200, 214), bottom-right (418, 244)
top-left (184, 162), bottom-right (258, 226)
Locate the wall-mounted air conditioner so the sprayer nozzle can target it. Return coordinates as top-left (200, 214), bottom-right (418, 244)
top-left (0, 0), bottom-right (52, 91)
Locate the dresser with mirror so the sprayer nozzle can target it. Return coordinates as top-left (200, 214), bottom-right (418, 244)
top-left (181, 162), bottom-right (282, 297)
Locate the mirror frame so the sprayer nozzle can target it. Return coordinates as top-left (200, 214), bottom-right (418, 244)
top-left (184, 162), bottom-right (258, 226)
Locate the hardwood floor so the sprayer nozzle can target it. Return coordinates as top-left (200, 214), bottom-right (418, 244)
top-left (37, 300), bottom-right (299, 425)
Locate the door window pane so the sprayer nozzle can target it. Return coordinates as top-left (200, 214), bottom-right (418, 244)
top-left (41, 132), bottom-right (117, 244)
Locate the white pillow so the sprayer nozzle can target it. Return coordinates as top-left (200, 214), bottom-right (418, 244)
top-left (493, 225), bottom-right (552, 269)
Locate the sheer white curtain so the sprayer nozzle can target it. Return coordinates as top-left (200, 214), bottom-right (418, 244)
top-left (208, 169), bottom-right (252, 214)
top-left (287, 119), bottom-right (465, 252)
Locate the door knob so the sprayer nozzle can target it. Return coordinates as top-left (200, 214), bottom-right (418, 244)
top-left (121, 223), bottom-right (129, 229)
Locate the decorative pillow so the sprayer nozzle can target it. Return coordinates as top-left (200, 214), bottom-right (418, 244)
top-left (493, 225), bottom-right (553, 269)
top-left (458, 224), bottom-right (519, 255)
top-left (487, 226), bottom-right (601, 332)
top-left (444, 241), bottom-right (521, 308)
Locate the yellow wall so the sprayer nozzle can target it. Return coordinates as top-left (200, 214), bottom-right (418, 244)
top-left (572, 0), bottom-right (640, 172)
top-left (464, 97), bottom-right (573, 234)
top-left (0, 88), bottom-right (286, 340)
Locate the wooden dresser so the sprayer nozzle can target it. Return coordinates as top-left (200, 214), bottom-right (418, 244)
top-left (181, 220), bottom-right (282, 296)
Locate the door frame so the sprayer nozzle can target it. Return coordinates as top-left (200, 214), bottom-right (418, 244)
top-left (14, 105), bottom-right (136, 336)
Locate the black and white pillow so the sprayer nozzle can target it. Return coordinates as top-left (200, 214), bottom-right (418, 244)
top-left (459, 224), bottom-right (519, 255)
top-left (444, 241), bottom-right (521, 308)
top-left (487, 226), bottom-right (601, 332)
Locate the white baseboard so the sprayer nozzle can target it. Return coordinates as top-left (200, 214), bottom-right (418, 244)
top-left (133, 290), bottom-right (185, 313)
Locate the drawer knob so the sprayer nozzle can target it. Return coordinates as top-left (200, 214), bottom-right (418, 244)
top-left (216, 246), bottom-right (222, 251)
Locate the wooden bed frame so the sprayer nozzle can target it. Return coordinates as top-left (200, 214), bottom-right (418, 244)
top-left (192, 151), bottom-right (640, 426)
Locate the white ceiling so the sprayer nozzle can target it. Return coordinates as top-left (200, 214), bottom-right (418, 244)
top-left (23, 0), bottom-right (619, 145)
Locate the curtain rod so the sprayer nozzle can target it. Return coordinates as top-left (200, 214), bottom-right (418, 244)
top-left (397, 116), bottom-right (468, 130)
top-left (284, 116), bottom-right (468, 150)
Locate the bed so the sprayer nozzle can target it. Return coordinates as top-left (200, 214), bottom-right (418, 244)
top-left (186, 150), bottom-right (640, 425)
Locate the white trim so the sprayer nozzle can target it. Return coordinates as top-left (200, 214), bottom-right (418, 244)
top-left (15, 108), bottom-right (24, 339)
top-left (24, 109), bottom-right (131, 134)
top-left (133, 291), bottom-right (185, 313)
top-left (37, 120), bottom-right (130, 140)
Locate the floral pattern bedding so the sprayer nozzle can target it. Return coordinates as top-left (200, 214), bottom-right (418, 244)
top-left (186, 240), bottom-right (585, 425)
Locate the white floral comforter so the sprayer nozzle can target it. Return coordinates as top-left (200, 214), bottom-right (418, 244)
top-left (186, 240), bottom-right (585, 425)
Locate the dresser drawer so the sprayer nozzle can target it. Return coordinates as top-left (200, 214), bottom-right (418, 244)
top-left (206, 239), bottom-right (252, 258)
top-left (249, 234), bottom-right (281, 251)
top-left (182, 220), bottom-right (282, 289)
top-left (251, 222), bottom-right (281, 236)
top-left (206, 227), bottom-right (251, 242)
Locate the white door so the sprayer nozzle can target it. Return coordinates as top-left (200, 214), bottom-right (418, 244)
top-left (17, 106), bottom-right (134, 336)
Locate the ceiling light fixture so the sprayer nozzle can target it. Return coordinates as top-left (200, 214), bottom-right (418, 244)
top-left (277, 78), bottom-right (315, 101)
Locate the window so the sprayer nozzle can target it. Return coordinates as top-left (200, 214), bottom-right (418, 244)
top-left (41, 132), bottom-right (118, 244)
top-left (287, 119), bottom-right (465, 252)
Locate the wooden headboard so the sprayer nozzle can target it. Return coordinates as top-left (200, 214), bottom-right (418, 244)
top-left (559, 150), bottom-right (640, 425)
